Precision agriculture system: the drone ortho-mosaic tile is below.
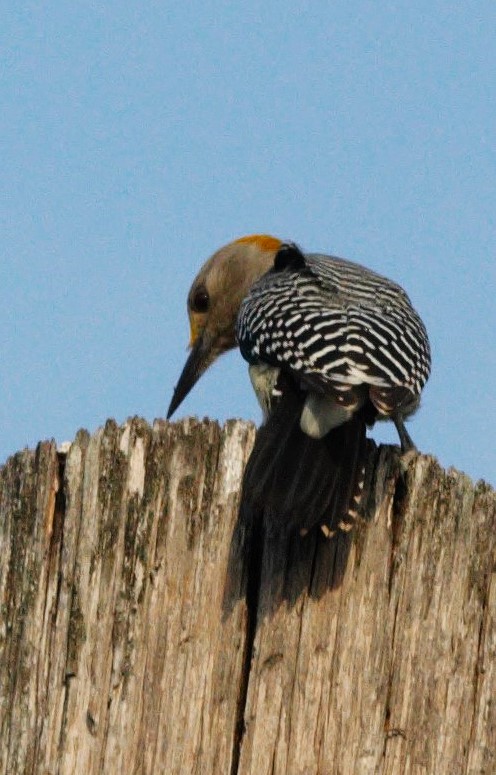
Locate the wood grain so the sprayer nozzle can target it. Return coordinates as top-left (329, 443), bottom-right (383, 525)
top-left (0, 418), bottom-right (494, 774)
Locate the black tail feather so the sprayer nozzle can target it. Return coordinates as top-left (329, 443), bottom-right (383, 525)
top-left (242, 384), bottom-right (370, 535)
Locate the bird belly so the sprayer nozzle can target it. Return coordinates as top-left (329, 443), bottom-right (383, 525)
top-left (248, 363), bottom-right (281, 419)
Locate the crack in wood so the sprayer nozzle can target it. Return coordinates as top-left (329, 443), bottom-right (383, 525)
top-left (230, 508), bottom-right (265, 775)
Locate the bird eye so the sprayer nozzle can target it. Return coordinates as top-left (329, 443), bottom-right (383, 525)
top-left (190, 285), bottom-right (210, 313)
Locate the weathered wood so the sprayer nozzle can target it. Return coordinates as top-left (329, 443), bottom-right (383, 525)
top-left (0, 417), bottom-right (494, 775)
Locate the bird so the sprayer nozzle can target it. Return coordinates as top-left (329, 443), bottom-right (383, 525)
top-left (167, 235), bottom-right (431, 537)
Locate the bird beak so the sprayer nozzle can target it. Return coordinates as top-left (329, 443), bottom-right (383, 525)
top-left (167, 330), bottom-right (214, 419)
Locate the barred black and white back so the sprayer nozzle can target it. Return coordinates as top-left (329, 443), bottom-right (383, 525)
top-left (237, 244), bottom-right (431, 403)
top-left (237, 243), bottom-right (431, 535)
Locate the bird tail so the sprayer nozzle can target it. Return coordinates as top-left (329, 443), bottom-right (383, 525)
top-left (242, 383), bottom-right (369, 536)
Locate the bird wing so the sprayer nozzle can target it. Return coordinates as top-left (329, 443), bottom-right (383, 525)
top-left (236, 246), bottom-right (431, 400)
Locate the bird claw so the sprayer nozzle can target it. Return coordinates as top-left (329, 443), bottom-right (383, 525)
top-left (393, 414), bottom-right (418, 455)
top-left (398, 447), bottom-right (417, 473)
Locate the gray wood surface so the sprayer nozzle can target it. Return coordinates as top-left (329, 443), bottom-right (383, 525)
top-left (0, 417), bottom-right (494, 774)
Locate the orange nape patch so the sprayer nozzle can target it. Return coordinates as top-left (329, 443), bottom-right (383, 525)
top-left (235, 234), bottom-right (282, 253)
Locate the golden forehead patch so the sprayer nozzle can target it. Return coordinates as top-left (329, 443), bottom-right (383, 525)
top-left (235, 234), bottom-right (282, 252)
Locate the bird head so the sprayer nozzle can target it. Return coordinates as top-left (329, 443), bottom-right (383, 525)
top-left (167, 234), bottom-right (282, 418)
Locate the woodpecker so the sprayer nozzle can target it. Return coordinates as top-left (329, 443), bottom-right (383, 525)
top-left (167, 235), bottom-right (431, 536)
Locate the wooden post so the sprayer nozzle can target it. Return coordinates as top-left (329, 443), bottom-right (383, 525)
top-left (0, 417), bottom-right (494, 774)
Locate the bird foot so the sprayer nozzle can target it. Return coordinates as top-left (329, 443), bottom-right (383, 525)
top-left (393, 414), bottom-right (418, 455)
top-left (398, 447), bottom-right (417, 473)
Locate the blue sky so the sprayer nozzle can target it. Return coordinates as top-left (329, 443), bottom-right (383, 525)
top-left (1, 2), bottom-right (495, 485)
